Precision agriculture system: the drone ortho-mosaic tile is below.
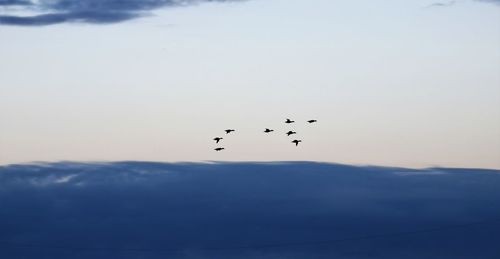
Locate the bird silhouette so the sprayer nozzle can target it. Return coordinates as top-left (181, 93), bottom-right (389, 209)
top-left (213, 137), bottom-right (223, 143)
top-left (214, 147), bottom-right (225, 151)
top-left (285, 118), bottom-right (295, 124)
top-left (292, 140), bottom-right (302, 146)
top-left (264, 128), bottom-right (274, 133)
top-left (225, 129), bottom-right (235, 134)
top-left (286, 130), bottom-right (297, 136)
top-left (307, 119), bottom-right (317, 123)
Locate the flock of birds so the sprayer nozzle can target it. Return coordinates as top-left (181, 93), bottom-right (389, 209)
top-left (212, 118), bottom-right (317, 151)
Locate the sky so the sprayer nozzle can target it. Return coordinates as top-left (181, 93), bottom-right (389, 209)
top-left (1, 0), bottom-right (499, 168)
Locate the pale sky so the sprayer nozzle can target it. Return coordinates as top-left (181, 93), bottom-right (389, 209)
top-left (1, 0), bottom-right (499, 168)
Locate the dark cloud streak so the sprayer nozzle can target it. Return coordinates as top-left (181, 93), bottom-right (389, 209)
top-left (0, 0), bottom-right (31, 5)
top-left (0, 0), bottom-right (245, 26)
top-left (0, 11), bottom-right (138, 25)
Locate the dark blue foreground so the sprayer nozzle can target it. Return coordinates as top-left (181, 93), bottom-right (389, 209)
top-left (0, 161), bottom-right (499, 258)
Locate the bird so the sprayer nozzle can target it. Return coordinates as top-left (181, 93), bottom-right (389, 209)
top-left (307, 119), bottom-right (317, 123)
top-left (214, 147), bottom-right (225, 151)
top-left (292, 140), bottom-right (302, 146)
top-left (213, 137), bottom-right (223, 143)
top-left (285, 118), bottom-right (295, 124)
top-left (264, 128), bottom-right (274, 133)
top-left (286, 131), bottom-right (297, 136)
top-left (225, 129), bottom-right (235, 134)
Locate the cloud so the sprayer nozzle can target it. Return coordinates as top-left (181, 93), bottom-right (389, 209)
top-left (0, 0), bottom-right (245, 26)
top-left (427, 1), bottom-right (457, 7)
top-left (0, 161), bottom-right (499, 258)
top-left (427, 0), bottom-right (500, 7)
top-left (393, 169), bottom-right (448, 176)
top-left (0, 0), bottom-right (31, 5)
top-left (477, 0), bottom-right (500, 3)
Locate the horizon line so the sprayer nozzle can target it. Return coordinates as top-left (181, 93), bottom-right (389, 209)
top-left (1, 160), bottom-right (499, 171)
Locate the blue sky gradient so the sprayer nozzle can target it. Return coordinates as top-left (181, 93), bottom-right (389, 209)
top-left (0, 0), bottom-right (499, 168)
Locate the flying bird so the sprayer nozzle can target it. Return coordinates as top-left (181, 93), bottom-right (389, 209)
top-left (292, 140), bottom-right (302, 146)
top-left (214, 147), bottom-right (225, 151)
top-left (264, 128), bottom-right (274, 133)
top-left (286, 131), bottom-right (297, 136)
top-left (307, 119), bottom-right (317, 123)
top-left (285, 118), bottom-right (295, 124)
top-left (225, 129), bottom-right (235, 134)
top-left (213, 137), bottom-right (223, 143)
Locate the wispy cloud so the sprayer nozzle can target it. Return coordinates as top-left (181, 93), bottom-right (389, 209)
top-left (477, 0), bottom-right (500, 4)
top-left (427, 1), bottom-right (457, 7)
top-left (0, 0), bottom-right (246, 26)
top-left (427, 0), bottom-right (500, 7)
